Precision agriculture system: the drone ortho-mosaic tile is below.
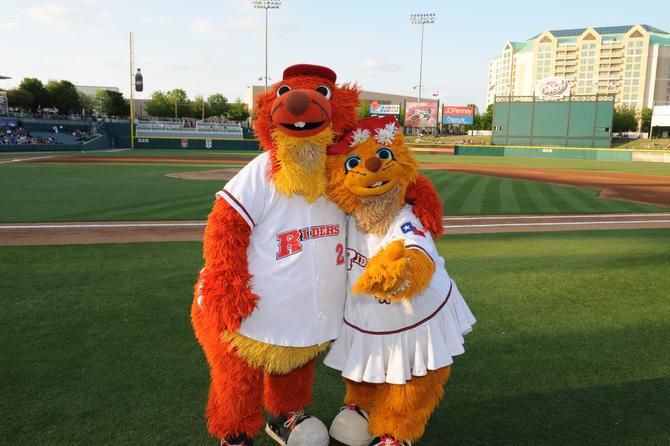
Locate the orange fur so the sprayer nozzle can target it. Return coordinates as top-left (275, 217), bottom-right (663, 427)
top-left (368, 367), bottom-right (452, 442)
top-left (263, 358), bottom-right (317, 416)
top-left (352, 239), bottom-right (435, 302)
top-left (406, 173), bottom-right (444, 239)
top-left (199, 198), bottom-right (258, 333)
top-left (344, 379), bottom-right (378, 414)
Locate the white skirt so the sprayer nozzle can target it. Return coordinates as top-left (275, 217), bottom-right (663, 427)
top-left (324, 282), bottom-right (475, 385)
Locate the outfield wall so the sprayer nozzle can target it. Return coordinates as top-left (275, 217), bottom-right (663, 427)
top-left (454, 145), bottom-right (670, 163)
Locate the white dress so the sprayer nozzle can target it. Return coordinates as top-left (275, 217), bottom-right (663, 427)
top-left (324, 206), bottom-right (475, 384)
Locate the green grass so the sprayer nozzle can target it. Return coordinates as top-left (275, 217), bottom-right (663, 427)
top-left (611, 137), bottom-right (670, 150)
top-left (1, 230), bottom-right (669, 444)
top-left (1, 163), bottom-right (666, 223)
top-left (415, 153), bottom-right (670, 176)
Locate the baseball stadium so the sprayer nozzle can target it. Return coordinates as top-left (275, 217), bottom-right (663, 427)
top-left (2, 3), bottom-right (670, 446)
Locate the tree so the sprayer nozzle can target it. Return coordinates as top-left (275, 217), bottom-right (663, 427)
top-left (78, 91), bottom-right (95, 116)
top-left (18, 77), bottom-right (47, 111)
top-left (45, 80), bottom-right (81, 114)
top-left (6, 89), bottom-right (34, 111)
top-left (95, 90), bottom-right (129, 117)
top-left (207, 93), bottom-right (229, 117)
top-left (640, 107), bottom-right (652, 134)
top-left (477, 104), bottom-right (494, 130)
top-left (145, 90), bottom-right (175, 118)
top-left (613, 105), bottom-right (638, 133)
top-left (227, 99), bottom-right (249, 122)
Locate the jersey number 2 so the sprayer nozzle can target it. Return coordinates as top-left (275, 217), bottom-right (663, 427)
top-left (336, 243), bottom-right (345, 265)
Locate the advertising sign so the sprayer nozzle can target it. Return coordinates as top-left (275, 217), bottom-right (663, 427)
top-left (651, 105), bottom-right (670, 128)
top-left (369, 101), bottom-right (400, 115)
top-left (205, 138), bottom-right (212, 149)
top-left (404, 101), bottom-right (438, 128)
top-left (180, 138), bottom-right (188, 148)
top-left (535, 76), bottom-right (570, 100)
top-left (0, 91), bottom-right (7, 114)
top-left (443, 105), bottom-right (475, 125)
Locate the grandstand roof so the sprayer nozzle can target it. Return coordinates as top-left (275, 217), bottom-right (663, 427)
top-left (529, 24), bottom-right (668, 40)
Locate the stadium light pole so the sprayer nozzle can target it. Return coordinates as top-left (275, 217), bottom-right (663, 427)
top-left (129, 32), bottom-right (136, 149)
top-left (252, 0), bottom-right (281, 92)
top-left (410, 13), bottom-right (436, 102)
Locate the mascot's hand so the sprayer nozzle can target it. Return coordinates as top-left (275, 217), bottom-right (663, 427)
top-left (196, 267), bottom-right (259, 332)
top-left (352, 240), bottom-right (436, 302)
top-left (352, 240), bottom-right (411, 302)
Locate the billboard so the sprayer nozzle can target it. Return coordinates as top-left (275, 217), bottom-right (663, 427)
top-left (369, 101), bottom-right (400, 115)
top-left (0, 91), bottom-right (7, 115)
top-left (651, 105), bottom-right (670, 128)
top-left (535, 76), bottom-right (570, 101)
top-left (443, 105), bottom-right (475, 125)
top-left (404, 101), bottom-right (438, 128)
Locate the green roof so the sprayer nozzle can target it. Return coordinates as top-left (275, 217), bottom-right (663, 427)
top-left (529, 24), bottom-right (668, 40)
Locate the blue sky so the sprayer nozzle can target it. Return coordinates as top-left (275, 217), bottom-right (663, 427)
top-left (2, 0), bottom-right (669, 109)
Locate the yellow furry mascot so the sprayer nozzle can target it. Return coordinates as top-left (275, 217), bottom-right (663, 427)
top-left (323, 116), bottom-right (476, 446)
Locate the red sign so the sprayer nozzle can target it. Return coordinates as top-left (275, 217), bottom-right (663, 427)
top-left (443, 106), bottom-right (474, 117)
top-left (181, 138), bottom-right (188, 148)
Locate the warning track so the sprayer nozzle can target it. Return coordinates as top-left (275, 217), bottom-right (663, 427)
top-left (1, 213), bottom-right (669, 246)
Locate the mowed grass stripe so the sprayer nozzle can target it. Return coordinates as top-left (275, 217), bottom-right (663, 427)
top-left (458, 176), bottom-right (491, 214)
top-left (498, 179), bottom-right (521, 213)
top-left (442, 174), bottom-right (482, 214)
top-left (524, 181), bottom-right (560, 214)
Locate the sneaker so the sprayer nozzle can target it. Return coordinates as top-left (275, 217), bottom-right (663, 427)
top-left (220, 432), bottom-right (253, 446)
top-left (265, 410), bottom-right (329, 446)
top-left (329, 404), bottom-right (373, 446)
top-left (369, 434), bottom-right (412, 446)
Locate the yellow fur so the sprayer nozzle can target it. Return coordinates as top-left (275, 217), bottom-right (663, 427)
top-left (352, 239), bottom-right (435, 301)
top-left (221, 331), bottom-right (328, 375)
top-left (272, 127), bottom-right (336, 203)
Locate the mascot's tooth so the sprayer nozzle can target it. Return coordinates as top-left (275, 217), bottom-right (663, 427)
top-left (294, 121), bottom-right (306, 128)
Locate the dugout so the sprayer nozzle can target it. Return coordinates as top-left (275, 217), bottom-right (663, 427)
top-left (492, 95), bottom-right (614, 148)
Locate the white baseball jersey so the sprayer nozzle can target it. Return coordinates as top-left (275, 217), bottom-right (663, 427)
top-left (324, 205), bottom-right (476, 384)
top-left (216, 151), bottom-right (347, 347)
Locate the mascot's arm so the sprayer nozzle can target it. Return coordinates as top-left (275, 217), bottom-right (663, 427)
top-left (352, 239), bottom-right (435, 302)
top-left (406, 173), bottom-right (444, 239)
top-left (197, 198), bottom-right (259, 332)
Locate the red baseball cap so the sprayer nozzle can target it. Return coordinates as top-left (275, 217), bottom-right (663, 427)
top-left (283, 64), bottom-right (337, 83)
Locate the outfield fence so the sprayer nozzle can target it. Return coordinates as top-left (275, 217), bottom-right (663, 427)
top-left (454, 144), bottom-right (670, 163)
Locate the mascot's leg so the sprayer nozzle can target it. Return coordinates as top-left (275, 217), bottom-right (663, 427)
top-left (192, 300), bottom-right (264, 443)
top-left (329, 379), bottom-right (377, 446)
top-left (368, 366), bottom-right (452, 444)
top-left (263, 358), bottom-right (329, 446)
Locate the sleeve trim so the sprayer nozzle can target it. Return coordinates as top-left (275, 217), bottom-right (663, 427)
top-left (405, 244), bottom-right (434, 264)
top-left (220, 189), bottom-right (256, 227)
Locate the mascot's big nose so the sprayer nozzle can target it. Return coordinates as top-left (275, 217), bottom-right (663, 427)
top-left (285, 91), bottom-right (310, 116)
top-left (365, 157), bottom-right (382, 172)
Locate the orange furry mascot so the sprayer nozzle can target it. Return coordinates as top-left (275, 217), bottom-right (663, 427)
top-left (191, 64), bottom-right (360, 446)
top-left (324, 116), bottom-right (476, 446)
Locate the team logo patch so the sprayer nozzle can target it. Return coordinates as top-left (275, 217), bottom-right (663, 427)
top-left (346, 248), bottom-right (368, 271)
top-left (276, 224), bottom-right (340, 260)
top-left (401, 221), bottom-right (425, 237)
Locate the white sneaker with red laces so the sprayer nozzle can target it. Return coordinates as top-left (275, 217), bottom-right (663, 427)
top-left (329, 404), bottom-right (373, 446)
top-left (265, 410), bottom-right (329, 446)
top-left (369, 434), bottom-right (412, 446)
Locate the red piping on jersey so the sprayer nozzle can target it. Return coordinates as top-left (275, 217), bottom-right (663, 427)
top-left (405, 244), bottom-right (434, 264)
top-left (221, 189), bottom-right (256, 227)
top-left (344, 281), bottom-right (453, 335)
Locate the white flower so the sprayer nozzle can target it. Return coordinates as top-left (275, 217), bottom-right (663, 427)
top-left (374, 122), bottom-right (398, 145)
top-left (350, 128), bottom-right (371, 147)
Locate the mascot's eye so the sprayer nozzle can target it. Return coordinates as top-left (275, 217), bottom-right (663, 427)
top-left (316, 85), bottom-right (332, 99)
top-left (377, 148), bottom-right (394, 160)
top-left (344, 155), bottom-right (361, 172)
top-left (277, 85), bottom-right (291, 97)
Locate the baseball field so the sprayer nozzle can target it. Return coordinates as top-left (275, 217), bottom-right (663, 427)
top-left (1, 149), bottom-right (669, 445)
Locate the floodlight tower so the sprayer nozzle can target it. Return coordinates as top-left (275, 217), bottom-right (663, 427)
top-left (252, 0), bottom-right (281, 92)
top-left (410, 13), bottom-right (436, 102)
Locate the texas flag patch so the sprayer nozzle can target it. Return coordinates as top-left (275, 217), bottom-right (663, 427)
top-left (401, 221), bottom-right (425, 237)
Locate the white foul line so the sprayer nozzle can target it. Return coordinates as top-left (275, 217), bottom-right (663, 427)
top-left (0, 222), bottom-right (206, 229)
top-left (0, 155), bottom-right (59, 164)
top-left (444, 220), bottom-right (670, 229)
top-left (443, 213), bottom-right (670, 221)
